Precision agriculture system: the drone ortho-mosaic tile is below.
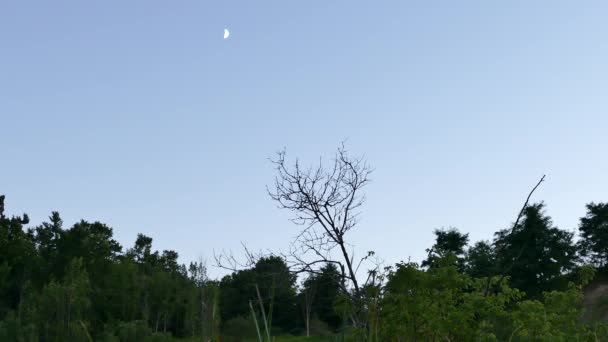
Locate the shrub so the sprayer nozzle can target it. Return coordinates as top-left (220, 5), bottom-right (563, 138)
top-left (117, 320), bottom-right (152, 342)
top-left (222, 316), bottom-right (258, 341)
top-left (144, 332), bottom-right (176, 342)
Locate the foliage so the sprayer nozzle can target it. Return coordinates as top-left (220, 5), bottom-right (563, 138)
top-left (220, 256), bottom-right (299, 335)
top-left (578, 202), bottom-right (608, 267)
top-left (35, 258), bottom-right (91, 341)
top-left (377, 260), bottom-right (608, 341)
top-left (221, 316), bottom-right (258, 341)
top-left (3, 194), bottom-right (608, 341)
top-left (380, 257), bottom-right (522, 341)
top-left (300, 263), bottom-right (343, 331)
top-left (507, 266), bottom-right (603, 341)
top-left (465, 240), bottom-right (496, 278)
top-left (494, 202), bottom-right (578, 298)
top-left (116, 320), bottom-right (152, 341)
top-left (422, 228), bottom-right (469, 271)
top-left (0, 195), bottom-right (220, 341)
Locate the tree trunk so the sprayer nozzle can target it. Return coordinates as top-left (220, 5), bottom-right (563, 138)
top-left (17, 283), bottom-right (24, 324)
top-left (67, 295), bottom-right (72, 340)
top-left (306, 311), bottom-right (310, 337)
top-left (201, 288), bottom-right (206, 342)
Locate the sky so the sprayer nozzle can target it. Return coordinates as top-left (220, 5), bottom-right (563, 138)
top-left (2, 1), bottom-right (608, 278)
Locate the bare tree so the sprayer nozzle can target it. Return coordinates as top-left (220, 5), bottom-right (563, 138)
top-left (214, 242), bottom-right (268, 272)
top-left (268, 143), bottom-right (373, 301)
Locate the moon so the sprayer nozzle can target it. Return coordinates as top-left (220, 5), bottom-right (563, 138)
top-left (223, 28), bottom-right (230, 40)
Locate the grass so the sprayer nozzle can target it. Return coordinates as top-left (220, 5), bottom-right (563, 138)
top-left (273, 336), bottom-right (337, 342)
top-left (178, 336), bottom-right (338, 342)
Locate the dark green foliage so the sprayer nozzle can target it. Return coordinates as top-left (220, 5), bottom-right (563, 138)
top-left (578, 202), bottom-right (608, 267)
top-left (219, 268), bottom-right (255, 323)
top-left (219, 256), bottom-right (299, 334)
top-left (0, 195), bottom-right (216, 341)
top-left (0, 311), bottom-right (38, 342)
top-left (221, 316), bottom-right (258, 341)
top-left (422, 227), bottom-right (469, 271)
top-left (28, 212), bottom-right (64, 288)
top-left (252, 256), bottom-right (299, 331)
top-left (377, 260), bottom-right (607, 341)
top-left (35, 258), bottom-right (91, 341)
top-left (116, 320), bottom-right (152, 341)
top-left (0, 195), bottom-right (36, 317)
top-left (300, 263), bottom-right (342, 331)
top-left (3, 194), bottom-right (608, 341)
top-left (381, 258), bottom-right (523, 340)
top-left (494, 202), bottom-right (578, 297)
top-left (465, 240), bottom-right (496, 278)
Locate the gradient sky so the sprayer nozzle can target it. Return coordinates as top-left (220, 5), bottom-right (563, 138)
top-left (2, 1), bottom-right (607, 278)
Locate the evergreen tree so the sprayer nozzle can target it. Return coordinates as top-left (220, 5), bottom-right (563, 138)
top-left (219, 256), bottom-right (300, 333)
top-left (494, 202), bottom-right (577, 297)
top-left (302, 263), bottom-right (343, 331)
top-left (465, 240), bottom-right (496, 278)
top-left (578, 202), bottom-right (608, 267)
top-left (422, 228), bottom-right (469, 271)
top-left (0, 195), bottom-right (35, 317)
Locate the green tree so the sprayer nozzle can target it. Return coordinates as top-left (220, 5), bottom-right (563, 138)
top-left (102, 257), bottom-right (141, 323)
top-left (0, 195), bottom-right (36, 318)
top-left (380, 257), bottom-right (523, 341)
top-left (508, 266), bottom-right (601, 341)
top-left (127, 234), bottom-right (158, 323)
top-left (465, 240), bottom-right (496, 278)
top-left (186, 261), bottom-right (220, 340)
top-left (0, 196), bottom-right (206, 340)
top-left (220, 256), bottom-right (299, 334)
top-left (219, 268), bottom-right (255, 325)
top-left (29, 212), bottom-right (64, 288)
top-left (494, 202), bottom-right (577, 298)
top-left (57, 220), bottom-right (122, 334)
top-left (578, 202), bottom-right (608, 267)
top-left (422, 228), bottom-right (469, 271)
top-left (252, 256), bottom-right (299, 332)
top-left (301, 263), bottom-right (342, 331)
top-left (57, 220), bottom-right (122, 278)
top-left (37, 258), bottom-right (92, 341)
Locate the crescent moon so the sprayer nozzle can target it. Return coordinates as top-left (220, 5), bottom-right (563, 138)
top-left (223, 28), bottom-right (230, 39)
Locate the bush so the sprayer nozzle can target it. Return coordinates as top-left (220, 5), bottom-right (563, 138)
top-left (99, 330), bottom-right (120, 342)
top-left (222, 316), bottom-right (258, 341)
top-left (308, 317), bottom-right (333, 337)
top-left (117, 320), bottom-right (152, 342)
top-left (144, 332), bottom-right (176, 342)
top-left (0, 311), bottom-right (37, 342)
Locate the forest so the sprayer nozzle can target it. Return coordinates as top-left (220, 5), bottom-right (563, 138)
top-left (2, 150), bottom-right (608, 341)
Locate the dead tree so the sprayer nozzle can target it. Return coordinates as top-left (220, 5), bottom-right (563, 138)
top-left (268, 143), bottom-right (372, 302)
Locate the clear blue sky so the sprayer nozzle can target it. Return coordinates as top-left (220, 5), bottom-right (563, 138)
top-left (2, 1), bottom-right (607, 277)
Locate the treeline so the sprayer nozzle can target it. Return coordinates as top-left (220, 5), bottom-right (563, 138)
top-left (2, 193), bottom-right (608, 341)
top-left (0, 195), bottom-right (221, 341)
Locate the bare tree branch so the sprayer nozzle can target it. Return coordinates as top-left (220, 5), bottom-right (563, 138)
top-left (213, 242), bottom-right (268, 272)
top-left (268, 143), bottom-right (372, 296)
top-left (484, 174), bottom-right (546, 296)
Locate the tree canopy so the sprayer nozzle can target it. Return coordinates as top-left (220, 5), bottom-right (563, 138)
top-left (2, 192), bottom-right (608, 341)
top-left (578, 202), bottom-right (608, 267)
top-left (494, 202), bottom-right (578, 298)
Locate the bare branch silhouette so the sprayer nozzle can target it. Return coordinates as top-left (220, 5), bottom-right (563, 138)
top-left (484, 174), bottom-right (546, 296)
top-left (268, 143), bottom-right (372, 297)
